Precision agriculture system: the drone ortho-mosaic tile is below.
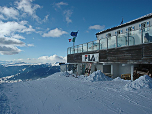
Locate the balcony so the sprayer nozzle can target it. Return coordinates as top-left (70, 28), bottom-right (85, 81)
top-left (67, 26), bottom-right (152, 64)
top-left (68, 26), bottom-right (152, 54)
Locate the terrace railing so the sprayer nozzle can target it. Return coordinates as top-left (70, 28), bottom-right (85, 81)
top-left (67, 26), bottom-right (152, 55)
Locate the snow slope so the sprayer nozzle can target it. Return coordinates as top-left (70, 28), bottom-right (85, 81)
top-left (1, 71), bottom-right (152, 114)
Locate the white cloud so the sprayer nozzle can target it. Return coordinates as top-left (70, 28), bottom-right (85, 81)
top-left (0, 45), bottom-right (21, 55)
top-left (38, 54), bottom-right (67, 63)
top-left (11, 34), bottom-right (25, 39)
top-left (0, 21), bottom-right (35, 55)
top-left (64, 10), bottom-right (72, 23)
top-left (0, 6), bottom-right (19, 19)
top-left (89, 25), bottom-right (105, 30)
top-left (42, 28), bottom-right (68, 37)
top-left (15, 0), bottom-right (41, 21)
top-left (55, 2), bottom-right (68, 8)
top-left (0, 37), bottom-right (25, 46)
top-left (27, 44), bottom-right (34, 47)
top-left (0, 21), bottom-right (35, 37)
top-left (0, 14), bottom-right (6, 20)
top-left (0, 37), bottom-right (25, 55)
top-left (43, 15), bottom-right (49, 22)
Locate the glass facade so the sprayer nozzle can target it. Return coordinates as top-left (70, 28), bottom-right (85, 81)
top-left (67, 26), bottom-right (152, 54)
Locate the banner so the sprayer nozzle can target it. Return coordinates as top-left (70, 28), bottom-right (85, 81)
top-left (82, 53), bottom-right (99, 62)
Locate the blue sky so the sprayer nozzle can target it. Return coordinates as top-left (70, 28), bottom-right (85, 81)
top-left (0, 0), bottom-right (152, 63)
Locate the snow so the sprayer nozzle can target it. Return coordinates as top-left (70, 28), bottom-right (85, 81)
top-left (83, 70), bottom-right (112, 82)
top-left (113, 77), bottom-right (131, 82)
top-left (1, 71), bottom-right (152, 114)
top-left (124, 75), bottom-right (152, 91)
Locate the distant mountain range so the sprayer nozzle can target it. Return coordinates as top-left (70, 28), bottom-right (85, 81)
top-left (0, 62), bottom-right (60, 82)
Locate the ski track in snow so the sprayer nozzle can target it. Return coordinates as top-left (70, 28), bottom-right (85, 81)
top-left (0, 72), bottom-right (152, 114)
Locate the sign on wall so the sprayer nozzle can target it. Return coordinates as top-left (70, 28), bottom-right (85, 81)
top-left (82, 53), bottom-right (99, 62)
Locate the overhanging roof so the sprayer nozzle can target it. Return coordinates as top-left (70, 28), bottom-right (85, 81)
top-left (96, 13), bottom-right (152, 35)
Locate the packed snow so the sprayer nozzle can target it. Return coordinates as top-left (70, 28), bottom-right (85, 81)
top-left (0, 71), bottom-right (152, 114)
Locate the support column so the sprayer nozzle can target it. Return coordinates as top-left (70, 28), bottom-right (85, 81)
top-left (111, 64), bottom-right (113, 78)
top-left (131, 65), bottom-right (134, 81)
top-left (77, 63), bottom-right (81, 75)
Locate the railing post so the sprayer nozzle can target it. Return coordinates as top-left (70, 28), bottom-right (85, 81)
top-left (92, 41), bottom-right (94, 51)
top-left (107, 38), bottom-right (108, 49)
top-left (77, 45), bottom-right (78, 53)
top-left (141, 29), bottom-right (143, 44)
top-left (87, 43), bottom-right (88, 52)
top-left (116, 35), bottom-right (118, 48)
top-left (127, 31), bottom-right (129, 46)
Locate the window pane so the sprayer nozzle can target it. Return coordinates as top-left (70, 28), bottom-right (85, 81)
top-left (117, 34), bottom-right (127, 47)
top-left (71, 47), bottom-right (74, 54)
top-left (93, 40), bottom-right (100, 51)
top-left (108, 36), bottom-right (116, 49)
top-left (78, 44), bottom-right (82, 53)
top-left (67, 47), bottom-right (71, 54)
top-left (100, 38), bottom-right (107, 49)
top-left (88, 42), bottom-right (93, 51)
top-left (83, 43), bottom-right (87, 52)
top-left (143, 26), bottom-right (152, 43)
top-left (75, 46), bottom-right (78, 53)
top-left (129, 30), bottom-right (141, 45)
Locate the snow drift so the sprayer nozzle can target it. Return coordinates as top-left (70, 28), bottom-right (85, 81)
top-left (84, 70), bottom-right (112, 82)
top-left (124, 75), bottom-right (152, 90)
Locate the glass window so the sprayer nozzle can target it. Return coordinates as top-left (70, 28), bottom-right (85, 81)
top-left (120, 30), bottom-right (123, 34)
top-left (117, 30), bottom-right (120, 35)
top-left (139, 24), bottom-right (141, 29)
top-left (147, 21), bottom-right (150, 27)
top-left (132, 26), bottom-right (135, 30)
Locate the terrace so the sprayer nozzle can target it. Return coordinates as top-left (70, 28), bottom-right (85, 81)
top-left (68, 26), bottom-right (152, 55)
top-left (67, 26), bottom-right (152, 64)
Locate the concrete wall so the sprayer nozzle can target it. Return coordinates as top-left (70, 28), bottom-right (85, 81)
top-left (60, 64), bottom-right (66, 72)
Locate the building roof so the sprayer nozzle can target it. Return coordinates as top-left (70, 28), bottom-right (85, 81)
top-left (96, 13), bottom-right (152, 35)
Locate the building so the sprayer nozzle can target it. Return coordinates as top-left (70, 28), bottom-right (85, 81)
top-left (67, 13), bottom-right (152, 80)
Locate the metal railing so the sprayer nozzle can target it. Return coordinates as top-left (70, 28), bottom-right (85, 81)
top-left (67, 26), bottom-right (152, 54)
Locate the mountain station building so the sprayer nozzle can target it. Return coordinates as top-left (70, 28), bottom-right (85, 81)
top-left (66, 13), bottom-right (152, 80)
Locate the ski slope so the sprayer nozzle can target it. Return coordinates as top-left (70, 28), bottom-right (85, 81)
top-left (1, 71), bottom-right (152, 114)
